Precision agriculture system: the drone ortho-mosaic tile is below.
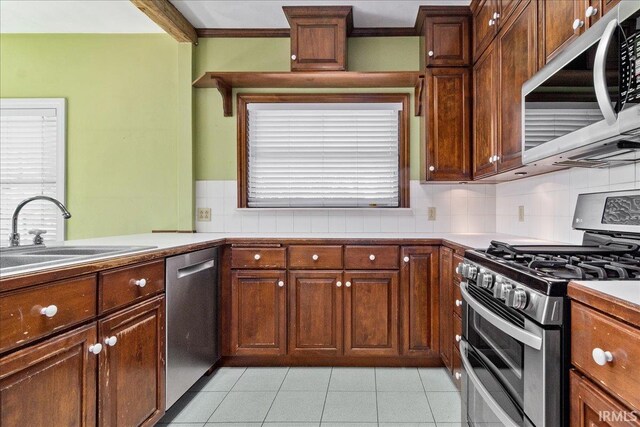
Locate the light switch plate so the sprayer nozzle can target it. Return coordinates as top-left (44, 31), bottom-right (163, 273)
top-left (197, 207), bottom-right (211, 222)
top-left (518, 206), bottom-right (525, 222)
top-left (428, 207), bottom-right (436, 221)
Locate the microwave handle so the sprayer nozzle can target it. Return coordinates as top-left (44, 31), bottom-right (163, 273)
top-left (594, 19), bottom-right (619, 125)
top-left (460, 340), bottom-right (520, 427)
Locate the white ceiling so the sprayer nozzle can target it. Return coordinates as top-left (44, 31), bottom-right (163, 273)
top-left (0, 0), bottom-right (470, 34)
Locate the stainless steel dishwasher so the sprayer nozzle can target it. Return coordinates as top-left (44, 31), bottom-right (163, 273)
top-left (165, 247), bottom-right (219, 408)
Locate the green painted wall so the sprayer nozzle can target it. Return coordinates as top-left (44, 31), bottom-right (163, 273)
top-left (193, 36), bottom-right (422, 181)
top-left (0, 34), bottom-right (193, 238)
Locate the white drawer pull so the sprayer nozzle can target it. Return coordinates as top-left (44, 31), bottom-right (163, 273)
top-left (134, 278), bottom-right (147, 288)
top-left (455, 299), bottom-right (462, 307)
top-left (337, 281), bottom-right (342, 287)
top-left (592, 348), bottom-right (613, 366)
top-left (345, 281), bottom-right (351, 288)
top-left (455, 334), bottom-right (462, 342)
top-left (105, 336), bottom-right (118, 347)
top-left (89, 343), bottom-right (103, 355)
top-left (455, 372), bottom-right (462, 380)
top-left (40, 305), bottom-right (58, 318)
top-left (278, 280), bottom-right (285, 288)
top-left (369, 254), bottom-right (376, 261)
top-left (428, 50), bottom-right (434, 57)
top-left (312, 254), bottom-right (319, 261)
top-left (403, 256), bottom-right (410, 263)
top-left (572, 18), bottom-right (584, 31)
top-left (254, 254), bottom-right (261, 260)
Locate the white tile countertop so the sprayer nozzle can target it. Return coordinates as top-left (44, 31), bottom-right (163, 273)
top-left (1, 232), bottom-right (559, 279)
top-left (570, 280), bottom-right (640, 307)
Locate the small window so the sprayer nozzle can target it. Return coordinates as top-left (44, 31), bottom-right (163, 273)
top-left (0, 99), bottom-right (66, 242)
top-left (238, 94), bottom-right (409, 208)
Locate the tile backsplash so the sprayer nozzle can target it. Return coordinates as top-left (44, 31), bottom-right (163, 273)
top-left (195, 180), bottom-right (497, 234)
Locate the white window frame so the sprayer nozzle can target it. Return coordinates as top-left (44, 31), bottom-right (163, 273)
top-left (0, 98), bottom-right (66, 242)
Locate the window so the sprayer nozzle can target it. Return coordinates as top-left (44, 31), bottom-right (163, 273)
top-left (238, 94), bottom-right (409, 208)
top-left (0, 99), bottom-right (66, 243)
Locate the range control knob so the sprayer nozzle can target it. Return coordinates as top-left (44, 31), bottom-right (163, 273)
top-left (498, 283), bottom-right (513, 301)
top-left (455, 263), bottom-right (464, 275)
top-left (477, 272), bottom-right (494, 289)
top-left (467, 266), bottom-right (478, 280)
top-left (508, 289), bottom-right (529, 309)
top-left (493, 275), bottom-right (504, 298)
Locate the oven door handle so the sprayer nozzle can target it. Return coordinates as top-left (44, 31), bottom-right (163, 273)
top-left (460, 340), bottom-right (520, 427)
top-left (460, 281), bottom-right (543, 350)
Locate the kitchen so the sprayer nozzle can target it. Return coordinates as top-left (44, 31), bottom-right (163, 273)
top-left (0, 0), bottom-right (639, 426)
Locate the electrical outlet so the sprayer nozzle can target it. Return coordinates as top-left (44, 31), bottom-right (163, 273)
top-left (197, 207), bottom-right (211, 222)
top-left (518, 206), bottom-right (525, 222)
top-left (428, 207), bottom-right (437, 221)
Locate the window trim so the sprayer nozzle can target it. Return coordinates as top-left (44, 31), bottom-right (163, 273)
top-left (0, 98), bottom-right (66, 241)
top-left (237, 93), bottom-right (410, 209)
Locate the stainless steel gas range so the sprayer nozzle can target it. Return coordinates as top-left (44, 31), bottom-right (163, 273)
top-left (456, 190), bottom-right (640, 427)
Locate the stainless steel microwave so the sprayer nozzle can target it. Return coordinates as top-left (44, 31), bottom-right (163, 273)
top-left (522, 1), bottom-right (640, 167)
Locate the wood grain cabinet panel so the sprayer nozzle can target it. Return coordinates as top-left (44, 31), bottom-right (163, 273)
top-left (424, 68), bottom-right (471, 181)
top-left (344, 245), bottom-right (399, 270)
top-left (473, 0), bottom-right (499, 61)
top-left (499, 0), bottom-right (522, 25)
top-left (344, 271), bottom-right (399, 356)
top-left (0, 274), bottom-right (97, 353)
top-left (288, 271), bottom-right (343, 356)
top-left (439, 247), bottom-right (454, 371)
top-left (288, 245), bottom-right (343, 269)
top-left (99, 259), bottom-right (164, 313)
top-left (0, 324), bottom-right (98, 427)
top-left (602, 0), bottom-right (621, 15)
top-left (473, 41), bottom-right (498, 179)
top-left (400, 246), bottom-right (439, 356)
top-left (99, 296), bottom-right (165, 427)
top-left (231, 270), bottom-right (287, 355)
top-left (424, 16), bottom-right (471, 66)
top-left (538, 0), bottom-right (584, 67)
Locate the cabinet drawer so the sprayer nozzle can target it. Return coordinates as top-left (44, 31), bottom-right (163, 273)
top-left (99, 260), bottom-right (164, 313)
top-left (344, 245), bottom-right (399, 270)
top-left (571, 302), bottom-right (640, 409)
top-left (0, 275), bottom-right (97, 353)
top-left (288, 245), bottom-right (343, 269)
top-left (231, 247), bottom-right (286, 269)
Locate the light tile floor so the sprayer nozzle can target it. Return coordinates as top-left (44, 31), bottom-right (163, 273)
top-left (159, 367), bottom-right (464, 427)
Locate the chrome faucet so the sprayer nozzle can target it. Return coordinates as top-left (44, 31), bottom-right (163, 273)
top-left (9, 196), bottom-right (71, 247)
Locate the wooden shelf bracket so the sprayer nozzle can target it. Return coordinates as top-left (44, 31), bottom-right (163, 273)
top-left (210, 77), bottom-right (232, 117)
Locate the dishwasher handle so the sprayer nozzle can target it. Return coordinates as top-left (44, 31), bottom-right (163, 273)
top-left (177, 259), bottom-right (215, 279)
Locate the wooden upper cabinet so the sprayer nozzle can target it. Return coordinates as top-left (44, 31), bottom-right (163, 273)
top-left (231, 270), bottom-right (287, 355)
top-left (422, 14), bottom-right (471, 67)
top-left (497, 0), bottom-right (537, 173)
top-left (473, 41), bottom-right (498, 179)
top-left (423, 67), bottom-right (471, 181)
top-left (283, 6), bottom-right (353, 71)
top-left (538, 0), bottom-right (584, 67)
top-left (0, 324), bottom-right (98, 427)
top-left (288, 271), bottom-right (343, 356)
top-left (499, 0), bottom-right (522, 26)
top-left (99, 296), bottom-right (165, 427)
top-left (343, 271), bottom-right (399, 357)
top-left (400, 246), bottom-right (439, 356)
top-left (473, 0), bottom-right (499, 61)
top-left (439, 247), bottom-right (453, 371)
top-left (602, 0), bottom-right (622, 15)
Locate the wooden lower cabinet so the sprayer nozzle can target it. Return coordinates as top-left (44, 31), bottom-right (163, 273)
top-left (344, 271), bottom-right (399, 356)
top-left (99, 296), bottom-right (165, 427)
top-left (0, 324), bottom-right (98, 427)
top-left (288, 270), bottom-right (343, 356)
top-left (231, 270), bottom-right (287, 355)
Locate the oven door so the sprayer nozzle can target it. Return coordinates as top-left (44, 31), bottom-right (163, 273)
top-left (460, 281), bottom-right (562, 427)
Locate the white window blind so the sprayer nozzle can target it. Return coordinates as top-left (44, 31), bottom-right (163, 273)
top-left (0, 99), bottom-right (66, 243)
top-left (247, 102), bottom-right (402, 208)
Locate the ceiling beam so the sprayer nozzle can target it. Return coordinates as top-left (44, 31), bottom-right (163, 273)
top-left (131, 0), bottom-right (197, 44)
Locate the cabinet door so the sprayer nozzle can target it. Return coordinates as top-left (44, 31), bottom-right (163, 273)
top-left (473, 0), bottom-right (499, 61)
top-left (539, 0), bottom-right (584, 66)
top-left (497, 0), bottom-right (537, 173)
top-left (499, 0), bottom-right (521, 25)
top-left (424, 16), bottom-right (470, 67)
top-left (344, 271), bottom-right (399, 356)
top-left (473, 41), bottom-right (498, 179)
top-left (585, 0), bottom-right (602, 28)
top-left (99, 296), bottom-right (165, 427)
top-left (290, 17), bottom-right (347, 71)
top-left (424, 68), bottom-right (471, 181)
top-left (569, 370), bottom-right (640, 427)
top-left (231, 270), bottom-right (287, 355)
top-left (288, 270), bottom-right (343, 356)
top-left (0, 324), bottom-right (98, 427)
top-left (400, 247), bottom-right (439, 356)
top-left (439, 247), bottom-right (453, 371)
top-left (602, 0), bottom-right (621, 15)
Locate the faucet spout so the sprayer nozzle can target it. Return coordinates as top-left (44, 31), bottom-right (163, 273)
top-left (9, 196), bottom-right (72, 246)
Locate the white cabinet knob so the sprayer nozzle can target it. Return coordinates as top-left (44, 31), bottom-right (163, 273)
top-left (134, 278), bottom-right (147, 288)
top-left (585, 6), bottom-right (598, 17)
top-left (455, 299), bottom-right (462, 307)
top-left (403, 256), bottom-right (410, 263)
top-left (455, 372), bottom-right (462, 380)
top-left (572, 18), bottom-right (584, 31)
top-left (345, 281), bottom-right (352, 288)
top-left (291, 54), bottom-right (297, 60)
top-left (429, 166), bottom-right (435, 172)
top-left (89, 343), bottom-right (103, 355)
top-left (493, 155), bottom-right (500, 162)
top-left (493, 11), bottom-right (500, 19)
top-left (489, 18), bottom-right (495, 26)
top-left (428, 50), bottom-right (434, 57)
top-left (104, 336), bottom-right (118, 347)
top-left (312, 254), bottom-right (319, 261)
top-left (592, 348), bottom-right (613, 366)
top-left (369, 254), bottom-right (376, 261)
top-left (337, 281), bottom-right (342, 287)
top-left (39, 305), bottom-right (58, 318)
top-left (489, 155), bottom-right (494, 164)
top-left (455, 334), bottom-right (462, 342)
top-left (254, 254), bottom-right (261, 260)
top-left (278, 280), bottom-right (285, 288)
